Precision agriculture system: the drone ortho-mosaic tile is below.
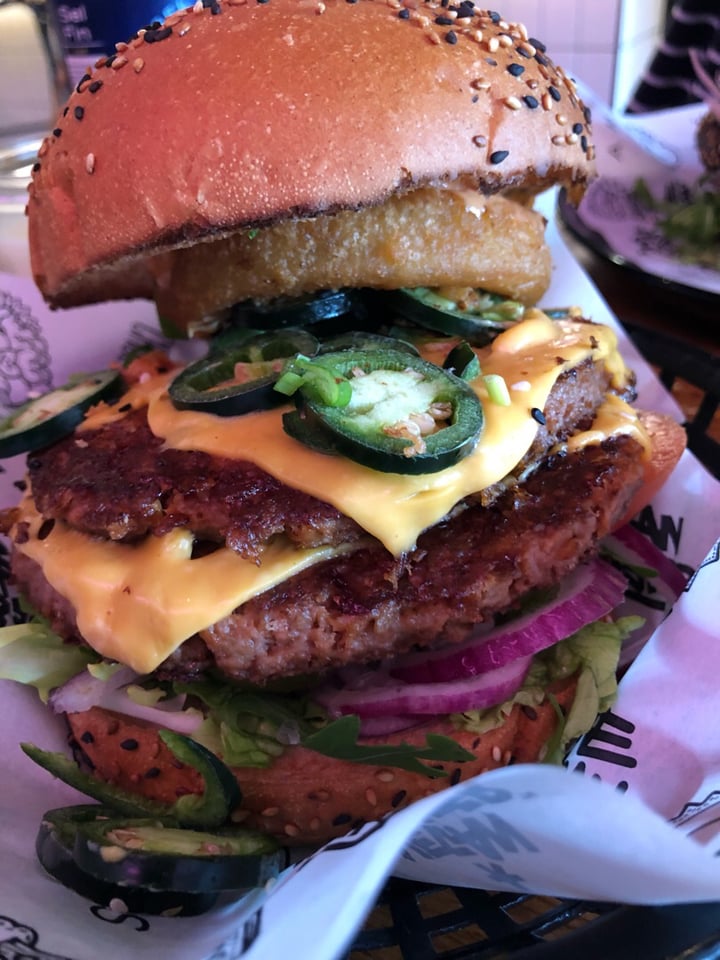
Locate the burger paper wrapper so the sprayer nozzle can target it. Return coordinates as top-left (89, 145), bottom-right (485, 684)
top-left (1, 198), bottom-right (720, 960)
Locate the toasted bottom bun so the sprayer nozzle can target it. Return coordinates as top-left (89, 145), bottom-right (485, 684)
top-left (66, 675), bottom-right (576, 845)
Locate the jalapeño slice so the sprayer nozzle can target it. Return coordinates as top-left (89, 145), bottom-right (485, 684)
top-left (0, 370), bottom-right (123, 459)
top-left (22, 731), bottom-right (240, 829)
top-left (168, 328), bottom-right (319, 416)
top-left (279, 348), bottom-right (484, 474)
top-left (389, 287), bottom-right (525, 344)
top-left (231, 289), bottom-right (366, 331)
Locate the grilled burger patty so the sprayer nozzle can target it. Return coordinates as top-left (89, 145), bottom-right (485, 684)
top-left (26, 355), bottom-right (624, 557)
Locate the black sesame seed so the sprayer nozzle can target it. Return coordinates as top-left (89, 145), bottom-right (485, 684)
top-left (528, 36), bottom-right (546, 52)
top-left (391, 790), bottom-right (408, 808)
top-left (345, 0), bottom-right (359, 4)
top-left (104, 54), bottom-right (117, 68)
top-left (74, 105), bottom-right (84, 121)
top-left (580, 134), bottom-right (588, 152)
top-left (472, 737), bottom-right (481, 750)
top-left (62, 106), bottom-right (69, 116)
top-left (118, 403), bottom-right (132, 413)
top-left (52, 128), bottom-right (62, 138)
top-left (37, 519), bottom-right (55, 541)
top-left (517, 45), bottom-right (532, 58)
top-left (523, 94), bottom-right (539, 108)
top-left (521, 705), bottom-right (539, 720)
top-left (572, 121), bottom-right (583, 134)
top-left (120, 738), bottom-right (139, 751)
top-left (332, 812), bottom-right (352, 826)
top-left (32, 162), bottom-right (41, 172)
top-left (535, 52), bottom-right (549, 66)
top-left (435, 14), bottom-right (453, 24)
top-left (507, 63), bottom-right (524, 77)
top-left (489, 149), bottom-right (509, 164)
top-left (450, 768), bottom-right (462, 786)
top-left (89, 80), bottom-right (103, 93)
top-left (144, 25), bottom-right (173, 42)
top-left (485, 57), bottom-right (497, 66)
top-left (531, 407), bottom-right (546, 425)
top-left (489, 10), bottom-right (500, 22)
top-left (471, 94), bottom-right (479, 103)
top-left (445, 29), bottom-right (458, 44)
top-left (583, 104), bottom-right (592, 124)
top-left (76, 73), bottom-right (91, 93)
top-left (80, 730), bottom-right (94, 744)
top-left (144, 766), bottom-right (162, 779)
top-left (548, 85), bottom-right (561, 101)
top-left (398, 7), bottom-right (410, 17)
top-left (257, 0), bottom-right (270, 4)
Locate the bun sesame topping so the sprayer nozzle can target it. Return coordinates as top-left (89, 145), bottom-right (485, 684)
top-left (27, 0), bottom-right (595, 310)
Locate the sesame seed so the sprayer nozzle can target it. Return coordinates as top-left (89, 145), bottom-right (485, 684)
top-left (450, 768), bottom-right (462, 786)
top-left (74, 105), bottom-right (85, 120)
top-left (32, 162), bottom-right (40, 173)
top-left (471, 77), bottom-right (490, 90)
top-left (104, 54), bottom-right (117, 68)
top-left (144, 766), bottom-right (161, 778)
top-left (529, 36), bottom-right (546, 52)
top-left (551, 134), bottom-right (565, 146)
top-left (332, 812), bottom-right (352, 826)
top-left (75, 73), bottom-right (91, 93)
top-left (498, 33), bottom-right (512, 47)
top-left (80, 730), bottom-right (94, 744)
top-left (179, 23), bottom-right (192, 35)
top-left (309, 817), bottom-right (321, 831)
top-left (504, 95), bottom-right (522, 110)
top-left (308, 789), bottom-right (330, 801)
top-left (522, 704), bottom-right (538, 720)
top-left (193, 0), bottom-right (203, 11)
top-left (580, 134), bottom-right (588, 152)
top-left (566, 132), bottom-right (579, 144)
top-left (548, 84), bottom-right (561, 101)
top-left (556, 113), bottom-right (567, 125)
top-left (507, 62), bottom-right (524, 76)
top-left (523, 94), bottom-right (539, 108)
top-left (284, 823), bottom-right (300, 837)
top-left (85, 153), bottom-right (95, 174)
top-left (376, 769), bottom-right (395, 783)
top-left (53, 127), bottom-right (62, 137)
top-left (489, 149), bottom-right (509, 164)
top-left (445, 29), bottom-right (458, 44)
top-left (260, 806), bottom-right (279, 817)
top-left (133, 58), bottom-right (145, 72)
top-left (111, 55), bottom-right (128, 69)
top-left (487, 36), bottom-right (499, 52)
top-left (491, 745), bottom-right (502, 762)
top-left (391, 790), bottom-right (408, 808)
top-left (572, 122), bottom-right (583, 134)
top-left (472, 134), bottom-right (487, 147)
top-left (88, 80), bottom-right (103, 93)
top-left (120, 738), bottom-right (139, 750)
top-left (144, 25), bottom-right (173, 42)
top-left (435, 14), bottom-right (453, 24)
top-left (503, 750), bottom-right (513, 765)
top-left (531, 407), bottom-right (546, 424)
top-left (115, 41), bottom-right (129, 52)
top-left (542, 92), bottom-right (553, 110)
top-left (365, 788), bottom-right (378, 806)
top-left (398, 7), bottom-right (410, 17)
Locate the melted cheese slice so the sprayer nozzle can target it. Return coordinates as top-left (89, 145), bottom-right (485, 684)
top-left (14, 315), bottom-right (647, 673)
top-left (84, 315), bottom-right (633, 556)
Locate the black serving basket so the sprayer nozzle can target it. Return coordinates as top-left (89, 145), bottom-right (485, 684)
top-left (348, 322), bottom-right (720, 959)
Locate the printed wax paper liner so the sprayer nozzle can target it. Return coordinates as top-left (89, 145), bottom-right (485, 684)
top-left (567, 89), bottom-right (720, 297)
top-left (1, 193), bottom-right (720, 960)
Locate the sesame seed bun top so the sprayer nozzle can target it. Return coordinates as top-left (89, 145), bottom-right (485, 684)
top-left (27, 0), bottom-right (595, 310)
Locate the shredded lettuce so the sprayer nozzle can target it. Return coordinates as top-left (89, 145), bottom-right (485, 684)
top-left (454, 616), bottom-right (643, 764)
top-left (0, 621), bottom-right (98, 703)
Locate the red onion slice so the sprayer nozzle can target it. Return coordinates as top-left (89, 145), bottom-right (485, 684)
top-left (48, 666), bottom-right (202, 735)
top-left (609, 524), bottom-right (687, 599)
top-left (391, 558), bottom-right (627, 684)
top-left (315, 654), bottom-right (532, 719)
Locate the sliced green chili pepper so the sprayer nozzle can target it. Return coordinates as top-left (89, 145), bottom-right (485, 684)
top-left (443, 341), bottom-right (481, 381)
top-left (22, 732), bottom-right (240, 829)
top-left (231, 289), bottom-right (366, 331)
top-left (281, 347), bottom-right (484, 474)
top-left (0, 370), bottom-right (123, 459)
top-left (389, 287), bottom-right (525, 344)
top-left (168, 328), bottom-right (319, 416)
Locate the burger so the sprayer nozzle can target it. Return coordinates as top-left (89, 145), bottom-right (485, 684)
top-left (1, 0), bottom-right (685, 870)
